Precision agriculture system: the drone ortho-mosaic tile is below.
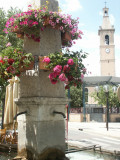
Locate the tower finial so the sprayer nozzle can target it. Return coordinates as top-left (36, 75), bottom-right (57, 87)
top-left (105, 1), bottom-right (107, 7)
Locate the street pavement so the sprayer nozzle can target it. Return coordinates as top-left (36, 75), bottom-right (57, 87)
top-left (67, 122), bottom-right (120, 155)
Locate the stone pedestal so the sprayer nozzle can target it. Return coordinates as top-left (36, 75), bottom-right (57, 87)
top-left (15, 1), bottom-right (68, 159)
top-left (15, 97), bottom-right (67, 159)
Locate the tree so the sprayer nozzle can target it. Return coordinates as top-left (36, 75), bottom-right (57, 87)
top-left (66, 86), bottom-right (83, 108)
top-left (91, 86), bottom-right (120, 108)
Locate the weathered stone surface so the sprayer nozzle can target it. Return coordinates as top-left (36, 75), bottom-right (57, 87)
top-left (15, 97), bottom-right (67, 121)
top-left (16, 97), bottom-right (67, 156)
top-left (32, 0), bottom-right (59, 12)
top-left (24, 27), bottom-right (61, 56)
top-left (40, 0), bottom-right (59, 12)
top-left (19, 72), bottom-right (65, 98)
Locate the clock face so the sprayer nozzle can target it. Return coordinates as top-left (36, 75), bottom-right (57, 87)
top-left (105, 48), bottom-right (110, 53)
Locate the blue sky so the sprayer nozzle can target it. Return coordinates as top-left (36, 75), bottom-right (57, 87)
top-left (1, 0), bottom-right (120, 76)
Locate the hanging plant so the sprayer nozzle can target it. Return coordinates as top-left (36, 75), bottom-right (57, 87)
top-left (4, 6), bottom-right (83, 47)
top-left (41, 49), bottom-right (87, 88)
top-left (0, 45), bottom-right (34, 84)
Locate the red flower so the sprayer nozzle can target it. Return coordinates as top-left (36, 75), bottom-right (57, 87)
top-left (0, 60), bottom-right (5, 64)
top-left (16, 74), bottom-right (20, 77)
top-left (49, 72), bottom-right (57, 80)
top-left (51, 79), bottom-right (58, 84)
top-left (8, 59), bottom-right (15, 65)
top-left (7, 66), bottom-right (15, 73)
top-left (68, 75), bottom-right (74, 81)
top-left (65, 85), bottom-right (69, 90)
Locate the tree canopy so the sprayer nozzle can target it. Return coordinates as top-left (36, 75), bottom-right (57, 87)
top-left (0, 7), bottom-right (23, 52)
top-left (91, 86), bottom-right (120, 108)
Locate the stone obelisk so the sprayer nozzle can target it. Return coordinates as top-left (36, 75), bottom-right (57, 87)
top-left (15, 0), bottom-right (68, 159)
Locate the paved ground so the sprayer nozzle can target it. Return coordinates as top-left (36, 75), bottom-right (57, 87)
top-left (68, 122), bottom-right (120, 155)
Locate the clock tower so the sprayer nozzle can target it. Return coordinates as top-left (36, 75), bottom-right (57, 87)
top-left (98, 6), bottom-right (115, 76)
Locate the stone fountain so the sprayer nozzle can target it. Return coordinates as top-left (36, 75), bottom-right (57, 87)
top-left (15, 0), bottom-right (68, 159)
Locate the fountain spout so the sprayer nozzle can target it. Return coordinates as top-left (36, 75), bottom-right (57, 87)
top-left (53, 110), bottom-right (66, 118)
top-left (13, 111), bottom-right (27, 120)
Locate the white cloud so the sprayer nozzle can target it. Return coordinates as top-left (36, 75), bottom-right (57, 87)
top-left (71, 31), bottom-right (100, 76)
top-left (0, 0), bottom-right (30, 11)
top-left (60, 0), bottom-right (82, 13)
top-left (73, 30), bottom-right (100, 50)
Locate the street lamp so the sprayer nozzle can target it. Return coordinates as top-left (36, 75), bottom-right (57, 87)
top-left (103, 85), bottom-right (109, 131)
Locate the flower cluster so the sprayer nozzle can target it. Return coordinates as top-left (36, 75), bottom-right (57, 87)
top-left (4, 6), bottom-right (83, 47)
top-left (0, 45), bottom-right (34, 84)
top-left (43, 50), bottom-right (87, 88)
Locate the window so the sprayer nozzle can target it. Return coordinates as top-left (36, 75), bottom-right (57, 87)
top-left (105, 35), bottom-right (109, 45)
top-left (104, 10), bottom-right (108, 16)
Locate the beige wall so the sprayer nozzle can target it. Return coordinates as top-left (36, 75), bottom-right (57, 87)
top-left (69, 113), bottom-right (90, 122)
top-left (69, 113), bottom-right (120, 122)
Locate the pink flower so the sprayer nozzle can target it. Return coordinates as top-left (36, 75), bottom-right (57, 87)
top-left (81, 73), bottom-right (84, 79)
top-left (63, 65), bottom-right (70, 73)
top-left (83, 68), bottom-right (86, 73)
top-left (53, 65), bottom-right (62, 75)
top-left (67, 59), bottom-right (74, 65)
top-left (3, 56), bottom-right (8, 60)
top-left (32, 21), bottom-right (38, 25)
top-left (59, 26), bottom-right (63, 31)
top-left (6, 42), bottom-right (11, 47)
top-left (56, 18), bottom-right (60, 23)
top-left (51, 22), bottom-right (56, 27)
top-left (28, 5), bottom-right (32, 8)
top-left (49, 20), bottom-right (52, 24)
top-left (59, 73), bottom-right (66, 81)
top-left (3, 28), bottom-right (8, 34)
top-left (43, 57), bottom-right (50, 64)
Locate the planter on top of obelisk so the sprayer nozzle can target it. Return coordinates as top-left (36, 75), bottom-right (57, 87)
top-left (14, 0), bottom-right (68, 159)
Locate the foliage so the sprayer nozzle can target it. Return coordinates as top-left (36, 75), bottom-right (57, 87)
top-left (66, 86), bottom-right (83, 108)
top-left (0, 7), bottom-right (23, 52)
top-left (0, 45), bottom-right (34, 85)
top-left (91, 86), bottom-right (120, 107)
top-left (4, 5), bottom-right (83, 47)
top-left (0, 8), bottom-right (6, 36)
top-left (43, 49), bottom-right (87, 88)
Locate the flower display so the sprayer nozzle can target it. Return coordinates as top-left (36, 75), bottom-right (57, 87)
top-left (42, 49), bottom-right (87, 88)
top-left (4, 6), bottom-right (83, 47)
top-left (0, 45), bottom-right (34, 84)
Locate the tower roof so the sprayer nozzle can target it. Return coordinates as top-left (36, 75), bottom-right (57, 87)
top-left (101, 7), bottom-right (114, 29)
